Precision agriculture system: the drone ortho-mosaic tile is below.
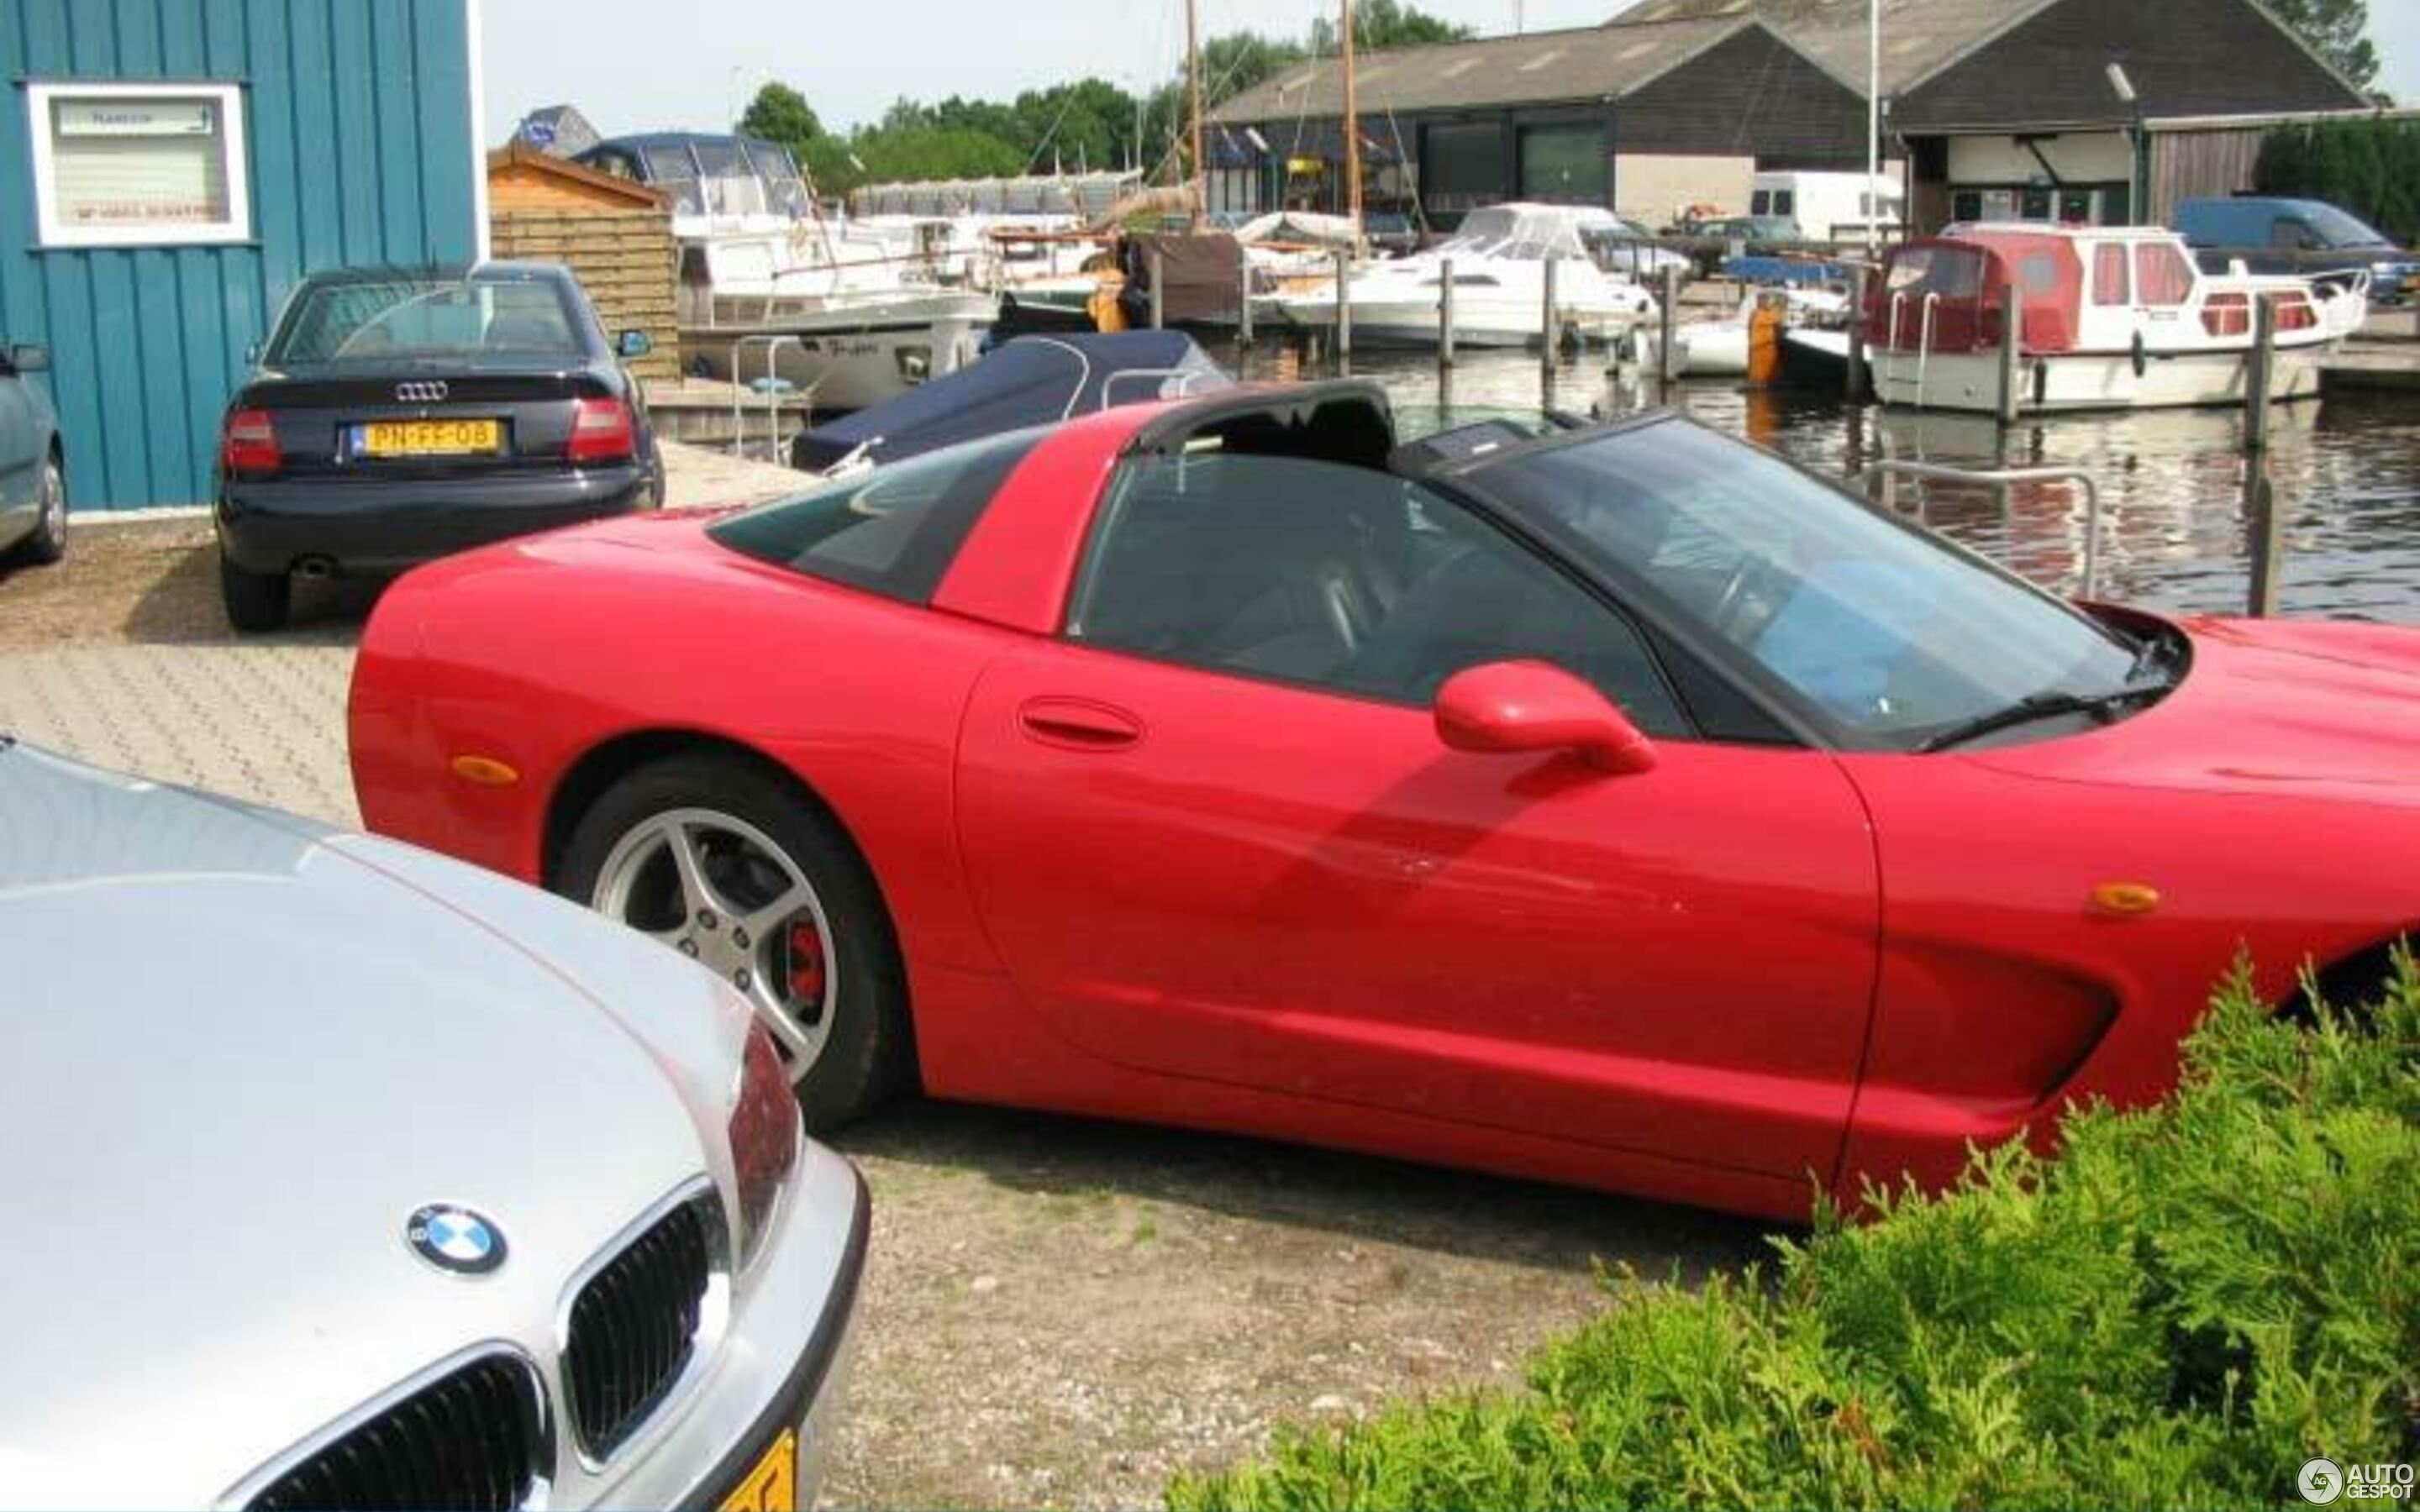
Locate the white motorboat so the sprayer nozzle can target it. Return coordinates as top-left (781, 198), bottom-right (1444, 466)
top-left (1276, 203), bottom-right (1658, 348)
top-left (1860, 223), bottom-right (2368, 414)
top-left (1624, 285), bottom-right (1853, 377)
top-left (578, 133), bottom-right (997, 411)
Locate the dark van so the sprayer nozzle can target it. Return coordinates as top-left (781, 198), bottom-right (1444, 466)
top-left (2174, 197), bottom-right (2418, 302)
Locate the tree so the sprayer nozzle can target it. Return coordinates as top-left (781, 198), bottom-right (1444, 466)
top-left (1309, 0), bottom-right (1472, 55)
top-left (2260, 0), bottom-right (2380, 90)
top-left (1201, 31), bottom-right (1309, 106)
top-left (737, 81), bottom-right (822, 152)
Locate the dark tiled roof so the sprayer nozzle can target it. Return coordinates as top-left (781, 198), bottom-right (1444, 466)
top-left (1607, 0), bottom-right (2057, 96)
top-left (1207, 14), bottom-right (1765, 123)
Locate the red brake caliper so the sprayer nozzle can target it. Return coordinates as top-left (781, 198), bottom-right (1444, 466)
top-left (786, 920), bottom-right (828, 1008)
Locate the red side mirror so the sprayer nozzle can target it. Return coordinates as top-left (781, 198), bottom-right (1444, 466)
top-left (1433, 660), bottom-right (1657, 775)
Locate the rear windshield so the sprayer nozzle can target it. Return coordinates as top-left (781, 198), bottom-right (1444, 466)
top-left (708, 428), bottom-right (1045, 604)
top-left (267, 276), bottom-right (588, 364)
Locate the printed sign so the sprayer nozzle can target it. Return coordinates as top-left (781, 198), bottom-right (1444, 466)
top-left (55, 99), bottom-right (216, 138)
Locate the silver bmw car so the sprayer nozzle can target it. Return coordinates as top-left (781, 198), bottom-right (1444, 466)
top-left (0, 738), bottom-right (866, 1509)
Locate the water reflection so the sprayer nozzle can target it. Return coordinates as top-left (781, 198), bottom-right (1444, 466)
top-left (1218, 340), bottom-right (2419, 622)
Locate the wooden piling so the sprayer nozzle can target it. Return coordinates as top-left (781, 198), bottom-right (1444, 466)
top-left (1659, 264), bottom-right (1682, 387)
top-left (1334, 250), bottom-right (1352, 361)
top-left (2244, 293), bottom-right (2276, 453)
top-left (1149, 248), bottom-right (1165, 331)
top-left (1541, 257), bottom-right (1561, 364)
top-left (1996, 281), bottom-right (2023, 427)
top-left (1237, 244), bottom-right (1254, 344)
top-left (1846, 265), bottom-right (1869, 402)
top-left (1439, 257), bottom-right (1455, 366)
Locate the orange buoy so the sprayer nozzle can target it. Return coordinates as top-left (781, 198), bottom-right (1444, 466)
top-left (1747, 296), bottom-right (1786, 386)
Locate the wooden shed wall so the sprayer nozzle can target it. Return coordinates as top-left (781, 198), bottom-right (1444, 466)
top-left (488, 208), bottom-right (678, 380)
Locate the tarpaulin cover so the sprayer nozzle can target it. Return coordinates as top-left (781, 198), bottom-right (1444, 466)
top-left (1118, 232), bottom-right (1246, 326)
top-left (789, 332), bottom-right (1229, 472)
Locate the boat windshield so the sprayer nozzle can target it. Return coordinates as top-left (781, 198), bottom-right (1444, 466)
top-left (1433, 206), bottom-right (1601, 262)
top-left (1473, 420), bottom-right (2143, 749)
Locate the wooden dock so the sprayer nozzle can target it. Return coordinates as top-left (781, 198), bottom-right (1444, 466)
top-left (2322, 307), bottom-right (2419, 396)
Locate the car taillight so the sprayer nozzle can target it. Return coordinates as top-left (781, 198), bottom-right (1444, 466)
top-left (566, 397), bottom-right (634, 464)
top-left (220, 408), bottom-right (281, 475)
top-left (727, 1018), bottom-right (800, 1266)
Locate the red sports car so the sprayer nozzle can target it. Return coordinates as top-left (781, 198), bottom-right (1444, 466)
top-left (350, 383), bottom-right (2418, 1221)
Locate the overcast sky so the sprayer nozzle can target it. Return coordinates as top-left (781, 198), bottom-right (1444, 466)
top-left (480, 0), bottom-right (2420, 143)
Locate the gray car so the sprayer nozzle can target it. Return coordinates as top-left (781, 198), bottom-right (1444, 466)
top-left (0, 738), bottom-right (865, 1509)
top-left (0, 340), bottom-right (65, 568)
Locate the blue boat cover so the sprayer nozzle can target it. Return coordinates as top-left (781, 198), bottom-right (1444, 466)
top-left (789, 332), bottom-right (1229, 472)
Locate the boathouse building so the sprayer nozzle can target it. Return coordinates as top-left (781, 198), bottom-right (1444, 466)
top-left (0, 0), bottom-right (486, 511)
top-left (1207, 0), bottom-right (2374, 233)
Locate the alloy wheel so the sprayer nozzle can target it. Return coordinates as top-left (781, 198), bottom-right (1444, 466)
top-left (591, 806), bottom-right (839, 1078)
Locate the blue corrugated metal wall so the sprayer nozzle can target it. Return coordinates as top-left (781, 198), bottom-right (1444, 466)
top-left (0, 0), bottom-right (476, 510)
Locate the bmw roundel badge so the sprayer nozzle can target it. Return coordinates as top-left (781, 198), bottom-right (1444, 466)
top-left (406, 1204), bottom-right (508, 1276)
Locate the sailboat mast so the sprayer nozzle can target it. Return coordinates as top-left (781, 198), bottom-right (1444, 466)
top-left (1187, 0), bottom-right (1207, 219)
top-left (1341, 0), bottom-right (1362, 242)
top-left (1865, 0), bottom-right (1880, 258)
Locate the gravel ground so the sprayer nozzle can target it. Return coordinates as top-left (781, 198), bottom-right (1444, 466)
top-left (2, 439), bottom-right (1774, 1508)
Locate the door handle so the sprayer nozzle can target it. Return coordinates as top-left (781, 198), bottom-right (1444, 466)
top-left (1017, 696), bottom-right (1144, 752)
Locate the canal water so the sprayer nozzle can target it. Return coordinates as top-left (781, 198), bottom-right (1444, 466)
top-left (1218, 340), bottom-right (2420, 622)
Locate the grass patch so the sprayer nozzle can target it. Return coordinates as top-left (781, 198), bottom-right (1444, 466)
top-left (1171, 958), bottom-right (2420, 1510)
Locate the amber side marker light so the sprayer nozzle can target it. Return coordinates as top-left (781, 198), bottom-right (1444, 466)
top-left (2091, 881), bottom-right (2162, 916)
top-left (449, 754), bottom-right (521, 786)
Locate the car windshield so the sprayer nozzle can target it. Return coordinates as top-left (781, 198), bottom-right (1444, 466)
top-left (2297, 202), bottom-right (2394, 249)
top-left (267, 276), bottom-right (585, 364)
top-left (1475, 420), bottom-right (2142, 748)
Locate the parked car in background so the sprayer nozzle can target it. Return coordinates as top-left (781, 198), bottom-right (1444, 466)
top-left (353, 384), bottom-right (2420, 1221)
top-left (0, 735), bottom-right (865, 1509)
top-left (1362, 210), bottom-right (1423, 257)
top-left (214, 261), bottom-right (665, 633)
top-left (2174, 197), bottom-right (2419, 302)
top-left (1750, 170), bottom-right (1903, 244)
top-left (0, 340), bottom-right (65, 569)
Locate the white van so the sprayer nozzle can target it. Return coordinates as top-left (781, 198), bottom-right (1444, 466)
top-left (1749, 171), bottom-right (1905, 244)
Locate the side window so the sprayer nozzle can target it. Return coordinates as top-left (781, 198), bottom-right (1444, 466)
top-left (2134, 242), bottom-right (2195, 307)
top-left (706, 427), bottom-right (1043, 603)
top-left (1067, 453), bottom-right (1688, 735)
top-left (2092, 243), bottom-right (2131, 306)
top-left (1773, 190), bottom-right (1795, 217)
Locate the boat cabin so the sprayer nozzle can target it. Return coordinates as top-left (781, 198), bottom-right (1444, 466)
top-left (578, 134), bottom-right (814, 224)
top-left (1863, 224), bottom-right (2328, 358)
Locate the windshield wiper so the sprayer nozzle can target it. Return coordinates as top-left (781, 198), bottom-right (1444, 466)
top-left (1918, 685), bottom-right (2165, 753)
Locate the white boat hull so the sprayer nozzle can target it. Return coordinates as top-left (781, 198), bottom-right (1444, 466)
top-left (1870, 344), bottom-right (2331, 414)
top-left (1278, 293), bottom-right (1650, 348)
top-left (687, 294), bottom-right (995, 412)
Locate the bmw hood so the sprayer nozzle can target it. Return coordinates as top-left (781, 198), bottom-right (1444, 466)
top-left (0, 743), bottom-right (748, 1505)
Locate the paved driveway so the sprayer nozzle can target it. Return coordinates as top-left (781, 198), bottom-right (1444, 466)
top-left (0, 642), bottom-right (359, 824)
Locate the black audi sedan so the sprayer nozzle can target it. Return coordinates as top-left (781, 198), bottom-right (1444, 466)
top-left (214, 262), bottom-right (664, 631)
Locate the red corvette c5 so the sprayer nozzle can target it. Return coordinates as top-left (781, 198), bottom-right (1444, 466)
top-left (351, 383), bottom-right (2420, 1221)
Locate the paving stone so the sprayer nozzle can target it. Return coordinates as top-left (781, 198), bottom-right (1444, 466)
top-left (0, 643), bottom-right (359, 826)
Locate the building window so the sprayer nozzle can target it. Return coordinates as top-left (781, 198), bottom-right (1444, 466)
top-left (25, 81), bottom-right (251, 247)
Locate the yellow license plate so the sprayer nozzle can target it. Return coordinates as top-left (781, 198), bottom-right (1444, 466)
top-left (360, 418), bottom-right (502, 457)
top-left (718, 1427), bottom-right (797, 1512)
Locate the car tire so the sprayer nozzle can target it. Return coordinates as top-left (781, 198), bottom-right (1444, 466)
top-left (16, 453), bottom-right (67, 565)
top-left (218, 553), bottom-right (292, 633)
top-left (556, 753), bottom-right (913, 1131)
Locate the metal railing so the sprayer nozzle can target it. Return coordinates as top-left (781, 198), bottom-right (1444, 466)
top-left (726, 334), bottom-right (811, 462)
top-left (1865, 459), bottom-right (2106, 598)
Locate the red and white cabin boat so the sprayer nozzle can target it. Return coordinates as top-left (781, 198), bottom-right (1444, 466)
top-left (1860, 224), bottom-right (2368, 414)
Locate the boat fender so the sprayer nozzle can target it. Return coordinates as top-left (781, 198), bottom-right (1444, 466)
top-left (2131, 330), bottom-right (2149, 380)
